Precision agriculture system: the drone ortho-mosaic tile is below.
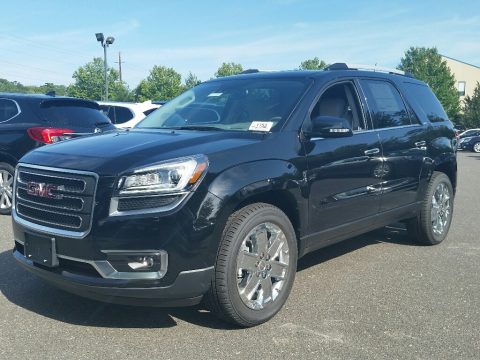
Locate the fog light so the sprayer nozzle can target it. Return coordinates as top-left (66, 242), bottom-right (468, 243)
top-left (128, 256), bottom-right (155, 270)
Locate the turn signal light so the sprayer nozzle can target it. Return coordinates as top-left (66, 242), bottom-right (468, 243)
top-left (27, 127), bottom-right (73, 144)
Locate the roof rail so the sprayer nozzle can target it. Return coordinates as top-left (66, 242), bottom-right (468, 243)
top-left (325, 63), bottom-right (413, 77)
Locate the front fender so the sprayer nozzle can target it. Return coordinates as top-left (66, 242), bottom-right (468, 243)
top-left (208, 159), bottom-right (302, 202)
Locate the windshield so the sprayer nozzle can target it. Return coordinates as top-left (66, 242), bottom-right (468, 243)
top-left (136, 78), bottom-right (310, 132)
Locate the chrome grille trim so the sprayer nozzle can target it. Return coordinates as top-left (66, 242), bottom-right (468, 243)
top-left (17, 170), bottom-right (86, 193)
top-left (16, 189), bottom-right (85, 211)
top-left (13, 164), bottom-right (98, 239)
top-left (16, 202), bottom-right (83, 229)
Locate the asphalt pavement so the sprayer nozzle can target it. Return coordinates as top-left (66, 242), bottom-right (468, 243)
top-left (0, 151), bottom-right (478, 360)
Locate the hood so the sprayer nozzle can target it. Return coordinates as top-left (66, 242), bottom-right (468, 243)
top-left (19, 129), bottom-right (264, 175)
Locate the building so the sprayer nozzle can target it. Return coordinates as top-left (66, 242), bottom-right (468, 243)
top-left (441, 55), bottom-right (480, 102)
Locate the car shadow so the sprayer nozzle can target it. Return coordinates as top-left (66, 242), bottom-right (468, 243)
top-left (0, 224), bottom-right (414, 329)
top-left (297, 223), bottom-right (414, 271)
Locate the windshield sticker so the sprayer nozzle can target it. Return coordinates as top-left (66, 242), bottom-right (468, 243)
top-left (249, 121), bottom-right (274, 132)
top-left (207, 92), bottom-right (223, 97)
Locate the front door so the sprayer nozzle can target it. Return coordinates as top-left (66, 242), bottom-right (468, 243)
top-left (303, 81), bottom-right (383, 237)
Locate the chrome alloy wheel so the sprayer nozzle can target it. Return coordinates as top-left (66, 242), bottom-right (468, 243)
top-left (431, 182), bottom-right (451, 236)
top-left (236, 222), bottom-right (290, 310)
top-left (473, 142), bottom-right (480, 153)
top-left (0, 170), bottom-right (13, 210)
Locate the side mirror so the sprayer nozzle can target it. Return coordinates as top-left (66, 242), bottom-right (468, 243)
top-left (305, 115), bottom-right (353, 138)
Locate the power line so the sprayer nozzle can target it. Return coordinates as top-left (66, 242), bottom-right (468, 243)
top-left (0, 33), bottom-right (87, 58)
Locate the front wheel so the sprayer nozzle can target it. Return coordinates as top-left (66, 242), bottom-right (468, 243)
top-left (407, 172), bottom-right (454, 245)
top-left (473, 142), bottom-right (480, 153)
top-left (0, 162), bottom-right (14, 215)
top-left (206, 203), bottom-right (298, 327)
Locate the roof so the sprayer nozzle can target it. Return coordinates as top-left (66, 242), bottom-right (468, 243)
top-left (206, 68), bottom-right (422, 84)
top-left (441, 55), bottom-right (480, 70)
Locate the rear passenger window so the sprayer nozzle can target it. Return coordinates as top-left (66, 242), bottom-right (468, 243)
top-left (360, 80), bottom-right (411, 129)
top-left (402, 82), bottom-right (448, 123)
top-left (0, 99), bottom-right (20, 122)
top-left (114, 106), bottom-right (134, 124)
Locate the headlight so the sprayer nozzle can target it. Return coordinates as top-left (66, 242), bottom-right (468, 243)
top-left (460, 136), bottom-right (472, 143)
top-left (118, 155), bottom-right (209, 195)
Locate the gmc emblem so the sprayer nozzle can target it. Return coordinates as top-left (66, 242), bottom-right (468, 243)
top-left (27, 182), bottom-right (64, 200)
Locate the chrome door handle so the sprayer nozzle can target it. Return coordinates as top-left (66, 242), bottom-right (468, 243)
top-left (364, 148), bottom-right (380, 156)
top-left (415, 141), bottom-right (427, 150)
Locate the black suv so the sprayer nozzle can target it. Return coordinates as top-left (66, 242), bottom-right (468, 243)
top-left (11, 65), bottom-right (457, 327)
top-left (0, 93), bottom-right (115, 214)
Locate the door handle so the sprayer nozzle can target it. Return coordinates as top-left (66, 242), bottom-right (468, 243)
top-left (364, 148), bottom-right (380, 156)
top-left (415, 141), bottom-right (427, 150)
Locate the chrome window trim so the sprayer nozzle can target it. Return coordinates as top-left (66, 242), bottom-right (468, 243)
top-left (13, 163), bottom-right (99, 239)
top-left (309, 124), bottom-right (424, 141)
top-left (0, 98), bottom-right (21, 123)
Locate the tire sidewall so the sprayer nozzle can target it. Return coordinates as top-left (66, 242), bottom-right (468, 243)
top-left (423, 173), bottom-right (454, 244)
top-left (223, 205), bottom-right (297, 325)
top-left (0, 162), bottom-right (15, 215)
top-left (473, 142), bottom-right (480, 153)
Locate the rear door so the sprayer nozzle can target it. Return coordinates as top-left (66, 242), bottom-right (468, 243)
top-left (358, 79), bottom-right (426, 213)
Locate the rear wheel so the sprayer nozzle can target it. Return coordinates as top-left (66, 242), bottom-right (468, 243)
top-left (407, 172), bottom-right (454, 245)
top-left (206, 203), bottom-right (297, 327)
top-left (0, 162), bottom-right (14, 215)
top-left (473, 142), bottom-right (480, 153)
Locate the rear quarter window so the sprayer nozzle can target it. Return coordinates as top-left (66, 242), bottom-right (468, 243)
top-left (402, 82), bottom-right (449, 123)
top-left (37, 101), bottom-right (111, 128)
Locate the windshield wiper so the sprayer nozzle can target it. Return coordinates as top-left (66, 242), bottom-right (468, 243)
top-left (166, 126), bottom-right (224, 131)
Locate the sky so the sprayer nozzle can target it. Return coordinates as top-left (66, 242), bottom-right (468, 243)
top-left (0, 0), bottom-right (479, 88)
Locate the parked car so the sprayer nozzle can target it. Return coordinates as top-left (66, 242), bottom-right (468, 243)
top-left (457, 128), bottom-right (480, 150)
top-left (11, 64), bottom-right (457, 327)
top-left (458, 133), bottom-right (480, 152)
top-left (0, 92), bottom-right (115, 215)
top-left (98, 101), bottom-right (160, 128)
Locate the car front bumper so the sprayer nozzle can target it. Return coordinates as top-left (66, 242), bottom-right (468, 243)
top-left (13, 248), bottom-right (213, 307)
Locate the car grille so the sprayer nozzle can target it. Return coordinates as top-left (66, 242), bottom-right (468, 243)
top-left (15, 165), bottom-right (97, 234)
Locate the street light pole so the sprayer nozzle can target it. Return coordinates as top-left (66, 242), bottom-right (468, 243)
top-left (103, 44), bottom-right (108, 100)
top-left (95, 33), bottom-right (115, 101)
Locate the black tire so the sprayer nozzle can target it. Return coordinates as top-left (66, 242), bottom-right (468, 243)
top-left (206, 203), bottom-right (298, 327)
top-left (473, 142), bottom-right (480, 153)
top-left (406, 172), bottom-right (454, 245)
top-left (0, 162), bottom-right (15, 215)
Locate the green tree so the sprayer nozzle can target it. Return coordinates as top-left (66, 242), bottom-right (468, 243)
top-left (135, 65), bottom-right (183, 101)
top-left (67, 57), bottom-right (131, 101)
top-left (36, 83), bottom-right (67, 96)
top-left (398, 47), bottom-right (460, 118)
top-left (299, 57), bottom-right (327, 70)
top-left (462, 82), bottom-right (480, 128)
top-left (0, 79), bottom-right (67, 95)
top-left (214, 62), bottom-right (243, 78)
top-left (0, 79), bottom-right (27, 92)
top-left (184, 71), bottom-right (201, 89)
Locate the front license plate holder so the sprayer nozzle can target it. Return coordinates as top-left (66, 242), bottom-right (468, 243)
top-left (24, 233), bottom-right (59, 267)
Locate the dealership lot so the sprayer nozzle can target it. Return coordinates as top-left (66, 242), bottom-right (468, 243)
top-left (0, 151), bottom-right (478, 360)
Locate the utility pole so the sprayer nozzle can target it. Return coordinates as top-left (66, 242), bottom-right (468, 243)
top-left (115, 52), bottom-right (124, 82)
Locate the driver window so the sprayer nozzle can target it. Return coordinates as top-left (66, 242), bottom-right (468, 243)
top-left (311, 82), bottom-right (366, 131)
